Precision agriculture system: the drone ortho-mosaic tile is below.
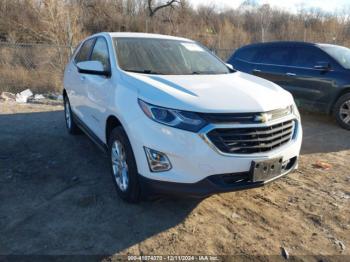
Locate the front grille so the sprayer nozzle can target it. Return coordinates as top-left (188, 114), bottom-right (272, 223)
top-left (198, 107), bottom-right (292, 124)
top-left (206, 120), bottom-right (295, 154)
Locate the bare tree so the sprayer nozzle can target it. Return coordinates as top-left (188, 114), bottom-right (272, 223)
top-left (259, 4), bottom-right (272, 42)
top-left (147, 0), bottom-right (178, 17)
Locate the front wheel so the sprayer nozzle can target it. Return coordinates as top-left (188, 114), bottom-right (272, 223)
top-left (334, 93), bottom-right (350, 130)
top-left (108, 127), bottom-right (141, 203)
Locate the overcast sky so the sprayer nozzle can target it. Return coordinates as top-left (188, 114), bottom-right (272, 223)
top-left (188, 0), bottom-right (350, 14)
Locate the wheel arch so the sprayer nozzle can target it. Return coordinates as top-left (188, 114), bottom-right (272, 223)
top-left (105, 115), bottom-right (123, 145)
top-left (329, 87), bottom-right (350, 114)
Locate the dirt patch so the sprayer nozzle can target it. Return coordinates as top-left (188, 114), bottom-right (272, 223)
top-left (0, 101), bottom-right (349, 258)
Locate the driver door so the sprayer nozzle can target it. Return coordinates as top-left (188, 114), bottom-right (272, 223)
top-left (80, 37), bottom-right (112, 140)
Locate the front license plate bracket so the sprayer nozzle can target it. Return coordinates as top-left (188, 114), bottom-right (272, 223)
top-left (250, 157), bottom-right (283, 182)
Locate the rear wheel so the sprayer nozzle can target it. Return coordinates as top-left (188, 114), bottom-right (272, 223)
top-left (63, 96), bottom-right (81, 135)
top-left (334, 93), bottom-right (350, 130)
top-left (108, 127), bottom-right (141, 203)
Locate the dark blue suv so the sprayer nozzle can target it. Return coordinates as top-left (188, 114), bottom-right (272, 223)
top-left (227, 41), bottom-right (350, 130)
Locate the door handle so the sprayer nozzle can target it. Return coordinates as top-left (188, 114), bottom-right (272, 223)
top-left (286, 72), bottom-right (296, 76)
top-left (252, 69), bottom-right (261, 73)
top-left (80, 76), bottom-right (86, 81)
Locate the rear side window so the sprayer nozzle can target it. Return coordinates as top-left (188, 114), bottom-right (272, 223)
top-left (258, 46), bottom-right (293, 66)
top-left (234, 47), bottom-right (258, 62)
top-left (91, 37), bottom-right (110, 71)
top-left (74, 38), bottom-right (95, 63)
top-left (290, 46), bottom-right (331, 68)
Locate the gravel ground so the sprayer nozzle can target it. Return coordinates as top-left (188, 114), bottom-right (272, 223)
top-left (0, 101), bottom-right (349, 261)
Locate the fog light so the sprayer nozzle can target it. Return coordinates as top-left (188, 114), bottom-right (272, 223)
top-left (144, 147), bottom-right (172, 172)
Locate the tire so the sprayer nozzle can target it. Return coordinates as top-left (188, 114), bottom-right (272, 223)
top-left (63, 96), bottom-right (81, 135)
top-left (108, 127), bottom-right (141, 203)
top-left (333, 93), bottom-right (350, 130)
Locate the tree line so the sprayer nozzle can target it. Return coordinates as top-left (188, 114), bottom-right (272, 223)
top-left (1, 0), bottom-right (350, 50)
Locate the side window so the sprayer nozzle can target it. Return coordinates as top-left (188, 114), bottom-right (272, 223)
top-left (258, 46), bottom-right (293, 66)
top-left (234, 47), bottom-right (258, 62)
top-left (74, 38), bottom-right (95, 63)
top-left (290, 46), bottom-right (331, 68)
top-left (90, 37), bottom-right (110, 71)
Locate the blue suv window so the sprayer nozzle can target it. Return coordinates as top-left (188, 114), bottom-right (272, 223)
top-left (258, 46), bottom-right (293, 66)
top-left (234, 47), bottom-right (258, 62)
top-left (291, 46), bottom-right (331, 68)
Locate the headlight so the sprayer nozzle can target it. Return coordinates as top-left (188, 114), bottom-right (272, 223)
top-left (292, 102), bottom-right (300, 120)
top-left (138, 99), bottom-right (207, 132)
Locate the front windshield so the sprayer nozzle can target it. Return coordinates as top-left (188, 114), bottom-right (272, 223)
top-left (113, 38), bottom-right (230, 75)
top-left (319, 44), bottom-right (350, 69)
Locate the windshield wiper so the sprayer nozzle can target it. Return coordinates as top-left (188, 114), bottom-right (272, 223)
top-left (124, 69), bottom-right (163, 75)
top-left (190, 71), bottom-right (218, 75)
top-left (191, 70), bottom-right (233, 75)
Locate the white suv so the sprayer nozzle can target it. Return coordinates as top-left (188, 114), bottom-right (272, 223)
top-left (63, 32), bottom-right (302, 202)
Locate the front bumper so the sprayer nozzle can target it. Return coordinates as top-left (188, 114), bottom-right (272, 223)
top-left (126, 113), bottom-right (302, 185)
top-left (140, 156), bottom-right (298, 197)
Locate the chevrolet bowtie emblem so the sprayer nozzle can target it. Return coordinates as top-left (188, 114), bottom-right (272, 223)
top-left (255, 113), bottom-right (272, 123)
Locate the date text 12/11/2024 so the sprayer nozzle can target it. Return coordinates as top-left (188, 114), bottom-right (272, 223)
top-left (127, 255), bottom-right (220, 261)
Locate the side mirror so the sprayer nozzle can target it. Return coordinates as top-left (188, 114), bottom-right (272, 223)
top-left (225, 63), bottom-right (234, 71)
top-left (314, 62), bottom-right (331, 71)
top-left (77, 61), bottom-right (110, 76)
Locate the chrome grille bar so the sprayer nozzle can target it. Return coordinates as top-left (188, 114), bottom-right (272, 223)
top-left (206, 120), bottom-right (295, 154)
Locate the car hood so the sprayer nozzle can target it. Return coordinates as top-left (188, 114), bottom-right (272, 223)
top-left (123, 71), bottom-right (294, 113)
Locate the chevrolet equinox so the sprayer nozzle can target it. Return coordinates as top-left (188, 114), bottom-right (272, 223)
top-left (63, 33), bottom-right (302, 202)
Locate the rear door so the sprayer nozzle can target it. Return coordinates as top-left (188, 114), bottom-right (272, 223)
top-left (286, 46), bottom-right (338, 111)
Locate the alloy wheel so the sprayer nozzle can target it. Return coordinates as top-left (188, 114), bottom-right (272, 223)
top-left (64, 99), bottom-right (72, 129)
top-left (111, 140), bottom-right (129, 192)
top-left (339, 100), bottom-right (350, 125)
